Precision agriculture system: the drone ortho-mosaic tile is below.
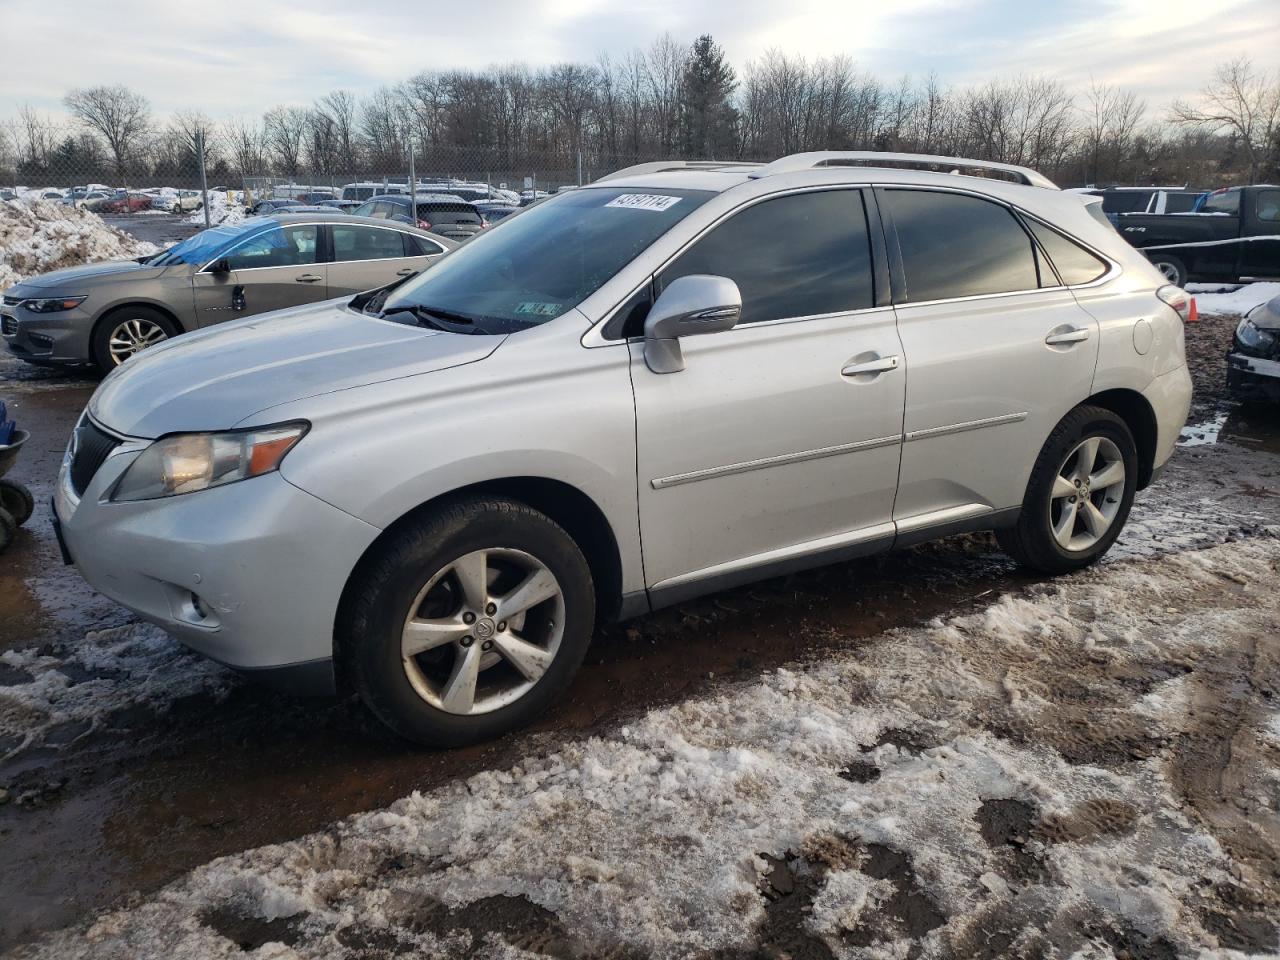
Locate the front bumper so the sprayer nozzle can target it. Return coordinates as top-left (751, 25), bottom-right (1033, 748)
top-left (2, 302), bottom-right (95, 364)
top-left (1227, 352), bottom-right (1280, 401)
top-left (55, 423), bottom-right (381, 684)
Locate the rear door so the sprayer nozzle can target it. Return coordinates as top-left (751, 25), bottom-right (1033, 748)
top-left (326, 223), bottom-right (445, 296)
top-left (631, 188), bottom-right (905, 598)
top-left (191, 222), bottom-right (326, 325)
top-left (1241, 188), bottom-right (1280, 280)
top-left (881, 187), bottom-right (1101, 534)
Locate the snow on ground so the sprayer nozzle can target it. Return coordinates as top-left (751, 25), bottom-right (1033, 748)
top-left (190, 191), bottom-right (244, 227)
top-left (1188, 281), bottom-right (1280, 317)
top-left (15, 535), bottom-right (1279, 959)
top-left (0, 200), bottom-right (160, 289)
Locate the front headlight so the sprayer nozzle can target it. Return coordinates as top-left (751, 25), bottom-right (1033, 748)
top-left (25, 296), bottom-right (87, 313)
top-left (1236, 316), bottom-right (1276, 353)
top-left (111, 423), bottom-right (308, 501)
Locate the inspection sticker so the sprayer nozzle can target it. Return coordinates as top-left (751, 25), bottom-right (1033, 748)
top-left (605, 194), bottom-right (682, 212)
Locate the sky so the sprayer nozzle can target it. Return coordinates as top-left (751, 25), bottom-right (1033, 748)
top-left (1, 0), bottom-right (1276, 122)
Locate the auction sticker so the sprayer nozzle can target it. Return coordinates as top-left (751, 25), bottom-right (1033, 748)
top-left (605, 194), bottom-right (682, 212)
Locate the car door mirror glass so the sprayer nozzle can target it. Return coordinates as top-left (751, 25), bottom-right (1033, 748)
top-left (643, 274), bottom-right (741, 374)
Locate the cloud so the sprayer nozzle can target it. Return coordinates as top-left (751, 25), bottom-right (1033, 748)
top-left (1, 0), bottom-right (1275, 120)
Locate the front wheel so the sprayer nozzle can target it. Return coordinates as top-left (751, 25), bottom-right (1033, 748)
top-left (91, 307), bottom-right (178, 374)
top-left (342, 496), bottom-right (595, 747)
top-left (997, 406), bottom-right (1138, 575)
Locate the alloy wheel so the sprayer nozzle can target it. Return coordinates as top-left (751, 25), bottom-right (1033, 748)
top-left (1048, 436), bottom-right (1126, 551)
top-left (400, 548), bottom-right (565, 715)
top-left (107, 318), bottom-right (169, 364)
top-left (1155, 261), bottom-right (1181, 283)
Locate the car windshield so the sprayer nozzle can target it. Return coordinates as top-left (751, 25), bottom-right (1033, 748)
top-left (148, 218), bottom-right (276, 266)
top-left (381, 186), bottom-right (712, 334)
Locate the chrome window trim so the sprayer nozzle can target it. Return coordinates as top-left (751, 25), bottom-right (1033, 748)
top-left (582, 184), bottom-right (881, 348)
top-left (874, 182), bottom-right (1122, 306)
top-left (651, 433), bottom-right (901, 490)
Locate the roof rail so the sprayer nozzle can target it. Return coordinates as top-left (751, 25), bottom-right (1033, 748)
top-left (748, 151), bottom-right (1059, 189)
top-left (596, 160), bottom-right (764, 183)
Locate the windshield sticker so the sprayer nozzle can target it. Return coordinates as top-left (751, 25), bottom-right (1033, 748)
top-left (605, 194), bottom-right (682, 212)
top-left (514, 302), bottom-right (564, 317)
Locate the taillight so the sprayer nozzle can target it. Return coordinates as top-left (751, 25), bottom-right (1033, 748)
top-left (1156, 285), bottom-right (1196, 322)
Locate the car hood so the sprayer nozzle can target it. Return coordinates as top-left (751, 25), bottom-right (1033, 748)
top-left (13, 259), bottom-right (176, 291)
top-left (90, 298), bottom-right (505, 438)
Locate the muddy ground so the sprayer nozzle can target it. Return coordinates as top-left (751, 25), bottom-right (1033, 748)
top-left (0, 300), bottom-right (1277, 954)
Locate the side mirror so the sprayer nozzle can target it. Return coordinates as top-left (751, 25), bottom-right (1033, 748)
top-left (208, 258), bottom-right (231, 274)
top-left (643, 274), bottom-right (741, 374)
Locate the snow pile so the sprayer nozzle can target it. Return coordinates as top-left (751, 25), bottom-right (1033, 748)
top-left (189, 191), bottom-right (244, 227)
top-left (19, 536), bottom-right (1280, 958)
top-left (0, 622), bottom-right (233, 759)
top-left (1187, 281), bottom-right (1280, 317)
top-left (0, 199), bottom-right (160, 290)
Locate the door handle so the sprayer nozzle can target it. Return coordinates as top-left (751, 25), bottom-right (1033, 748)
top-left (1044, 328), bottom-right (1090, 345)
top-left (295, 273), bottom-right (323, 283)
top-left (395, 268), bottom-right (416, 277)
top-left (841, 355), bottom-right (900, 377)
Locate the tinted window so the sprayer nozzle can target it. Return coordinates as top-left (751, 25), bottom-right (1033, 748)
top-left (658, 190), bottom-right (874, 324)
top-left (333, 225), bottom-right (406, 262)
top-left (886, 190), bottom-right (1038, 302)
top-left (1164, 193), bottom-right (1202, 213)
top-left (1101, 191), bottom-right (1152, 214)
top-left (1025, 219), bottom-right (1108, 286)
top-left (404, 234), bottom-right (445, 257)
top-left (419, 203), bottom-right (482, 225)
top-left (1257, 190), bottom-right (1280, 222)
top-left (383, 187), bottom-right (712, 334)
top-left (224, 224), bottom-right (318, 270)
top-left (1202, 190), bottom-right (1240, 216)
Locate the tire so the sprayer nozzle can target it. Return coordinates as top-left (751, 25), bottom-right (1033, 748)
top-left (997, 406), bottom-right (1138, 575)
top-left (1146, 252), bottom-right (1187, 287)
top-left (0, 507), bottom-right (15, 554)
top-left (341, 496), bottom-right (595, 747)
top-left (91, 307), bottom-right (179, 374)
top-left (0, 479), bottom-right (35, 526)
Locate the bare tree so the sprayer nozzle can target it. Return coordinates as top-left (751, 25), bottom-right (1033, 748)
top-left (64, 84), bottom-right (151, 179)
top-left (1171, 58), bottom-right (1280, 181)
top-left (262, 105), bottom-right (310, 178)
top-left (315, 90), bottom-right (359, 177)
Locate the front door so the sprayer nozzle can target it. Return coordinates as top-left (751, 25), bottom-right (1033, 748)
top-left (631, 188), bottom-right (905, 600)
top-left (880, 187), bottom-right (1101, 531)
top-left (191, 222), bottom-right (326, 326)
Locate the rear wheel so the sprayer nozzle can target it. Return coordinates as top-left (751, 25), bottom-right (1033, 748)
top-left (91, 307), bottom-right (178, 374)
top-left (997, 406), bottom-right (1138, 574)
top-left (1146, 252), bottom-right (1187, 287)
top-left (342, 496), bottom-right (595, 747)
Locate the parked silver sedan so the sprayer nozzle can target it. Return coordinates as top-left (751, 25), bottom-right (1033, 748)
top-left (1, 214), bottom-right (454, 373)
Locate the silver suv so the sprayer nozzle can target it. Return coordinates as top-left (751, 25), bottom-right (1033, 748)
top-left (54, 152), bottom-right (1192, 746)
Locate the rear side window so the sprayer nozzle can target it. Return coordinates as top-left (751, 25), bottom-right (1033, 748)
top-left (658, 189), bottom-right (875, 324)
top-left (1202, 190), bottom-right (1241, 216)
top-left (332, 225), bottom-right (405, 262)
top-left (886, 190), bottom-right (1038, 302)
top-left (404, 233), bottom-right (445, 256)
top-left (1025, 219), bottom-right (1109, 286)
top-left (420, 204), bottom-right (482, 225)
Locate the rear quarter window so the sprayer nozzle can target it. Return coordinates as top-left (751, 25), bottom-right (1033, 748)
top-left (1025, 218), bottom-right (1109, 286)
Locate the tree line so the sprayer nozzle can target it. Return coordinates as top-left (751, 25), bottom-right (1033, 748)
top-left (3, 35), bottom-right (1278, 190)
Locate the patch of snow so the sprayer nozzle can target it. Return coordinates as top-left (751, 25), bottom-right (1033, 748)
top-left (17, 536), bottom-right (1280, 958)
top-left (0, 199), bottom-right (160, 289)
top-left (1189, 281), bottom-right (1280, 317)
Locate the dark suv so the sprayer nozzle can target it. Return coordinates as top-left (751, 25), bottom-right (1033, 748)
top-left (353, 194), bottom-right (485, 242)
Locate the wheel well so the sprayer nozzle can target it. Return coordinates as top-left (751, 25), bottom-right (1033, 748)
top-left (333, 477), bottom-right (625, 693)
top-left (1085, 389), bottom-right (1158, 489)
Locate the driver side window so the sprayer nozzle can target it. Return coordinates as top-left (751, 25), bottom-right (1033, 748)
top-left (224, 225), bottom-right (319, 271)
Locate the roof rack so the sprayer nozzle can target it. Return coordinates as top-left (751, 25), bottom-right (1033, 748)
top-left (595, 160), bottom-right (764, 183)
top-left (748, 151), bottom-right (1059, 189)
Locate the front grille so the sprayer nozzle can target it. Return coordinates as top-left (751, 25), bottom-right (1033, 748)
top-left (69, 419), bottom-right (121, 496)
top-left (1, 315), bottom-right (16, 337)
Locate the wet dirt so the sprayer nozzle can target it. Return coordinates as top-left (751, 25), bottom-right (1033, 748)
top-left (0, 317), bottom-right (1278, 949)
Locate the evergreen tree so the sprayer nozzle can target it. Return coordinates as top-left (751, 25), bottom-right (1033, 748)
top-left (679, 35), bottom-right (738, 159)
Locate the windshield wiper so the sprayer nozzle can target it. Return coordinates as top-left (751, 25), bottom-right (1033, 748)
top-left (379, 304), bottom-right (478, 334)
